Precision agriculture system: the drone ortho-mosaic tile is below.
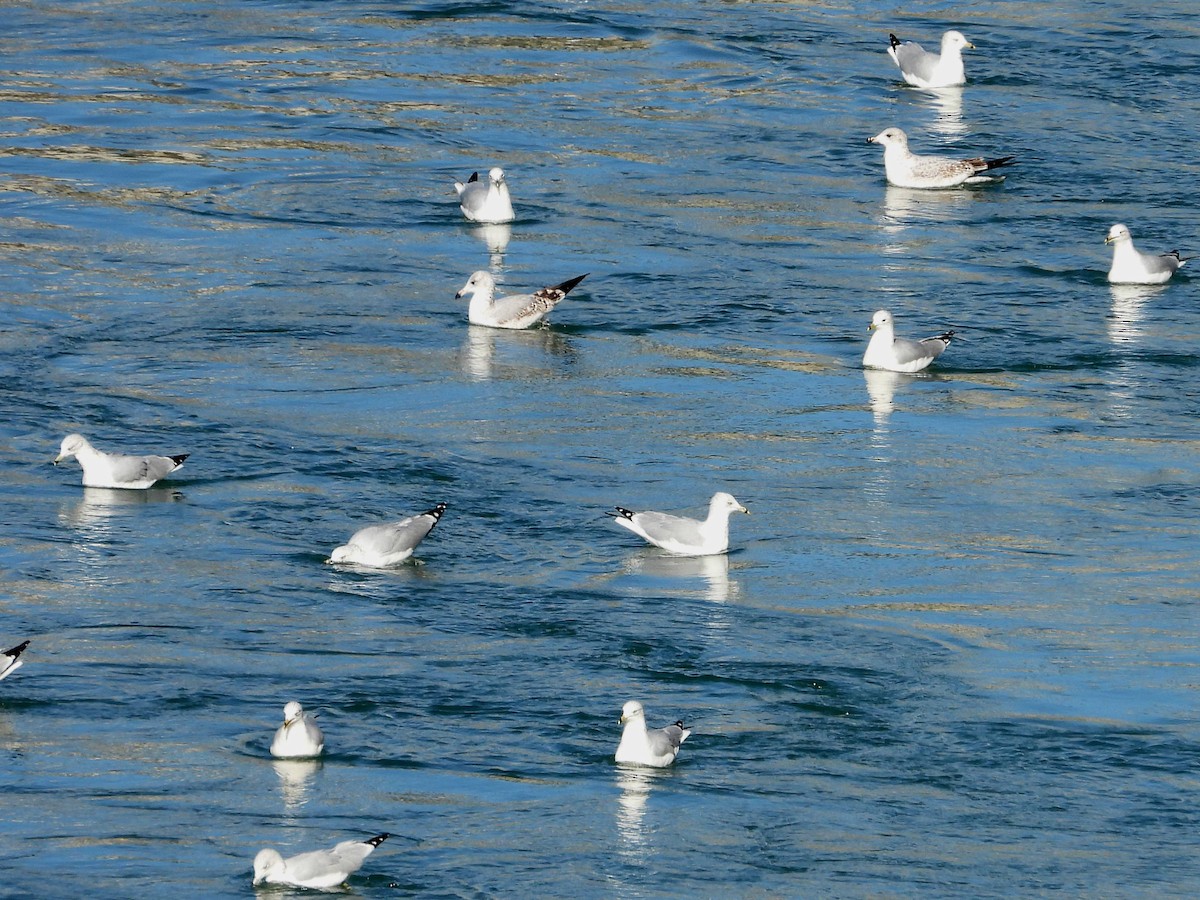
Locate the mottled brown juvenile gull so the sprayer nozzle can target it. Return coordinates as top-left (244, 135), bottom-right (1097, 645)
top-left (867, 127), bottom-right (1014, 188)
top-left (456, 271), bottom-right (587, 329)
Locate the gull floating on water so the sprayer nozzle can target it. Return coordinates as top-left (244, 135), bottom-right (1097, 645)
top-left (253, 833), bottom-right (389, 889)
top-left (53, 433), bottom-right (188, 489)
top-left (456, 271), bottom-right (588, 329)
top-left (609, 492), bottom-right (749, 557)
top-left (328, 503), bottom-right (447, 567)
top-left (867, 127), bottom-right (1014, 189)
top-left (1105, 224), bottom-right (1192, 285)
top-left (0, 640), bottom-right (29, 682)
top-left (863, 309), bottom-right (954, 373)
top-left (270, 701), bottom-right (325, 758)
top-left (454, 167), bottom-right (514, 224)
top-left (888, 30), bottom-right (974, 88)
top-left (616, 700), bottom-right (691, 768)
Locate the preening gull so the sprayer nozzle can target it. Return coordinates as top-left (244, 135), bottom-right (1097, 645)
top-left (1105, 224), bottom-right (1191, 285)
top-left (53, 433), bottom-right (188, 489)
top-left (270, 701), bottom-right (325, 759)
top-left (253, 833), bottom-right (389, 889)
top-left (862, 309), bottom-right (954, 373)
top-left (616, 700), bottom-right (691, 767)
top-left (328, 503), bottom-right (447, 567)
top-left (888, 30), bottom-right (974, 88)
top-left (0, 640), bottom-right (29, 682)
top-left (867, 127), bottom-right (1014, 188)
top-left (609, 492), bottom-right (748, 557)
top-left (456, 271), bottom-right (587, 329)
top-left (454, 167), bottom-right (515, 224)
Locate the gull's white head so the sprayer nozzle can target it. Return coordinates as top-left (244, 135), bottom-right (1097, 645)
top-left (868, 309), bottom-right (894, 332)
top-left (327, 544), bottom-right (352, 564)
top-left (943, 30), bottom-right (974, 51)
top-left (455, 270), bottom-right (495, 301)
top-left (283, 701), bottom-right (304, 724)
top-left (620, 700), bottom-right (645, 724)
top-left (253, 848), bottom-right (284, 885)
top-left (54, 433), bottom-right (88, 464)
top-left (1105, 223), bottom-right (1132, 246)
top-left (868, 127), bottom-right (907, 150)
top-left (488, 167), bottom-right (506, 185)
top-left (710, 492), bottom-right (749, 516)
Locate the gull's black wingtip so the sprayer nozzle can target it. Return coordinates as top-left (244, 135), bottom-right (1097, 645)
top-left (889, 33), bottom-right (902, 49)
top-left (552, 273), bottom-right (589, 296)
top-left (365, 833), bottom-right (390, 847)
top-left (169, 453), bottom-right (190, 466)
top-left (986, 156), bottom-right (1017, 171)
top-left (4, 640), bottom-right (30, 658)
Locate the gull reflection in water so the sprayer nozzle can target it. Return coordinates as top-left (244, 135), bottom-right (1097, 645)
top-left (59, 487), bottom-right (184, 529)
top-left (924, 86), bottom-right (965, 136)
top-left (863, 368), bottom-right (906, 458)
top-left (1107, 283), bottom-right (1162, 346)
top-left (615, 767), bottom-right (656, 863)
top-left (473, 222), bottom-right (511, 267)
top-left (271, 758), bottom-right (322, 812)
top-left (624, 551), bottom-right (737, 605)
top-left (459, 326), bottom-right (578, 382)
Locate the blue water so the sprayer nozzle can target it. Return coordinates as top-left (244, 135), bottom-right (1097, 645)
top-left (2, 0), bottom-right (1199, 896)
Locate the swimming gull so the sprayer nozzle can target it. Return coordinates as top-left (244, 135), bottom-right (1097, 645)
top-left (888, 30), bottom-right (974, 88)
top-left (863, 309), bottom-right (954, 373)
top-left (328, 502), bottom-right (447, 567)
top-left (53, 433), bottom-right (188, 489)
top-left (0, 640), bottom-right (29, 682)
top-left (270, 701), bottom-right (325, 759)
top-left (867, 127), bottom-right (1014, 188)
top-left (609, 492), bottom-right (749, 557)
top-left (456, 271), bottom-right (588, 329)
top-left (616, 700), bottom-right (691, 768)
top-left (454, 167), bottom-right (515, 224)
top-left (253, 833), bottom-right (389, 889)
top-left (1105, 223), bottom-right (1191, 285)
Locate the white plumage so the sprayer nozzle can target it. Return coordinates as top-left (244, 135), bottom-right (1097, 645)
top-left (867, 127), bottom-right (1014, 189)
top-left (454, 166), bottom-right (515, 224)
top-left (615, 700), bottom-right (691, 767)
top-left (610, 492), bottom-right (749, 557)
top-left (862, 309), bottom-right (954, 374)
top-left (252, 833), bottom-right (389, 889)
top-left (269, 701), bottom-right (325, 759)
top-left (328, 503), bottom-right (446, 567)
top-left (1105, 223), bottom-right (1190, 285)
top-left (887, 30), bottom-right (974, 89)
top-left (455, 271), bottom-right (587, 329)
top-left (53, 433), bottom-right (188, 489)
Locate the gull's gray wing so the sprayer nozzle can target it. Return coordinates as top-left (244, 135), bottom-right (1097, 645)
top-left (352, 503), bottom-right (445, 554)
top-left (891, 37), bottom-right (939, 83)
top-left (908, 155), bottom-right (976, 184)
top-left (1141, 250), bottom-right (1184, 277)
top-left (108, 452), bottom-right (186, 484)
top-left (632, 511), bottom-right (705, 547)
top-left (491, 275), bottom-right (587, 327)
top-left (891, 333), bottom-right (953, 366)
top-left (647, 722), bottom-right (688, 756)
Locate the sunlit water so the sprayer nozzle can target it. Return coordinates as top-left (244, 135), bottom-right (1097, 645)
top-left (2, 1), bottom-right (1199, 896)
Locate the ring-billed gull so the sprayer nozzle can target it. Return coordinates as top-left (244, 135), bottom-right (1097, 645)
top-left (1105, 224), bottom-right (1192, 285)
top-left (53, 434), bottom-right (188, 489)
top-left (609, 492), bottom-right (749, 557)
top-left (456, 271), bottom-right (587, 329)
top-left (270, 701), bottom-right (325, 758)
top-left (253, 833), bottom-right (389, 889)
top-left (616, 700), bottom-right (691, 768)
top-left (454, 167), bottom-right (514, 224)
top-left (867, 127), bottom-right (1014, 188)
top-left (887, 30), bottom-right (974, 88)
top-left (0, 640), bottom-right (29, 682)
top-left (863, 309), bottom-right (954, 373)
top-left (327, 502), bottom-right (446, 567)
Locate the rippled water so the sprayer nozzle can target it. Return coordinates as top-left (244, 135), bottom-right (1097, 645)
top-left (3, 1), bottom-right (1199, 896)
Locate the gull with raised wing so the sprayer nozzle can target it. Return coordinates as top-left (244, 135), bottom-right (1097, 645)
top-left (0, 640), bottom-right (29, 682)
top-left (616, 700), bottom-right (691, 768)
top-left (863, 309), bottom-right (955, 373)
top-left (888, 30), bottom-right (974, 88)
top-left (253, 833), bottom-right (389, 889)
top-left (270, 701), bottom-right (325, 758)
top-left (53, 433), bottom-right (188, 489)
top-left (867, 127), bottom-right (1014, 188)
top-left (456, 271), bottom-right (587, 329)
top-left (328, 502), bottom-right (446, 567)
top-left (1105, 223), bottom-right (1191, 285)
top-left (454, 166), bottom-right (515, 224)
top-left (609, 492), bottom-right (749, 557)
